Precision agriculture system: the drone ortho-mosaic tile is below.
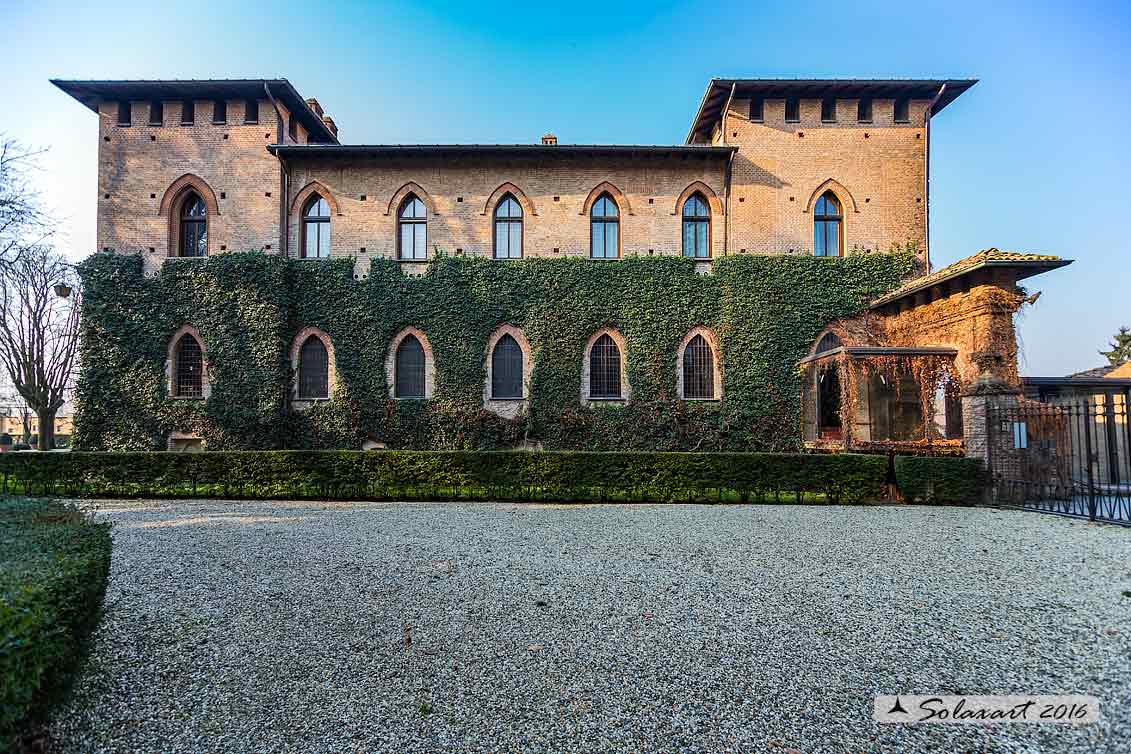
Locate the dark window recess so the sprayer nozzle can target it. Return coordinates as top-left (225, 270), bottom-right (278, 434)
top-left (785, 97), bottom-right (800, 122)
top-left (395, 335), bottom-right (426, 398)
top-left (749, 97), bottom-right (764, 122)
top-left (288, 118), bottom-right (298, 141)
top-left (298, 336), bottom-right (329, 399)
top-left (821, 97), bottom-right (836, 122)
top-left (491, 334), bottom-right (523, 399)
top-left (181, 100), bottom-right (194, 124)
top-left (175, 335), bottom-right (203, 397)
top-left (212, 99), bottom-right (226, 124)
top-left (816, 332), bottom-right (842, 354)
top-left (117, 101), bottom-right (131, 126)
top-left (590, 193), bottom-right (620, 259)
top-left (244, 98), bottom-right (258, 123)
top-left (179, 191), bottom-right (207, 257)
top-left (682, 334), bottom-right (715, 399)
top-left (857, 98), bottom-right (873, 123)
top-left (589, 334), bottom-right (622, 399)
top-left (894, 98), bottom-right (910, 123)
top-left (148, 100), bottom-right (163, 125)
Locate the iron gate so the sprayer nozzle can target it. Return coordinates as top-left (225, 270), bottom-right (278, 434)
top-left (987, 395), bottom-right (1130, 525)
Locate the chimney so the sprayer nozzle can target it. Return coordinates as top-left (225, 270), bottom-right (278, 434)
top-left (305, 98), bottom-right (324, 117)
top-left (322, 115), bottom-right (338, 139)
top-left (541, 132), bottom-right (557, 145)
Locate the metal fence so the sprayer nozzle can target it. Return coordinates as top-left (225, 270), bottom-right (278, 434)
top-left (987, 396), bottom-right (1130, 525)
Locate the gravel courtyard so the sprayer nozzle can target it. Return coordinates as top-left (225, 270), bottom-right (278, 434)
top-left (50, 501), bottom-right (1131, 754)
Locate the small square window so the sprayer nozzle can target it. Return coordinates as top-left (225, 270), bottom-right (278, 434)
top-left (244, 98), bottom-right (258, 123)
top-left (857, 98), bottom-right (873, 123)
top-left (894, 98), bottom-right (910, 123)
top-left (212, 100), bottom-right (227, 124)
top-left (117, 101), bottom-right (131, 126)
top-left (749, 97), bottom-right (764, 122)
top-left (181, 100), bottom-right (195, 125)
top-left (148, 100), bottom-right (163, 126)
top-left (821, 98), bottom-right (836, 123)
top-left (785, 97), bottom-right (800, 123)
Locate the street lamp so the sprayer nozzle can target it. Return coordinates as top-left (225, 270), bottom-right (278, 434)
top-left (53, 282), bottom-right (72, 298)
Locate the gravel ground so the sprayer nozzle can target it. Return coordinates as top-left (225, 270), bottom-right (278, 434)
top-left (48, 501), bottom-right (1131, 754)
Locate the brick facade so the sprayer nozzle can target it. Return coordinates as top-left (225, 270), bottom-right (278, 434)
top-left (66, 78), bottom-right (972, 273)
top-left (720, 97), bottom-right (929, 259)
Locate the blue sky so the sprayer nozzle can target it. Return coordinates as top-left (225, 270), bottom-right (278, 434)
top-left (4, 0), bottom-right (1128, 376)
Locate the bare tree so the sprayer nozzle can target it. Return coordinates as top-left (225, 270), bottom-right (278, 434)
top-left (0, 136), bottom-right (52, 265)
top-left (0, 245), bottom-right (80, 450)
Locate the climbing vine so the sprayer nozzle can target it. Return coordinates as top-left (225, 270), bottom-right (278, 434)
top-left (72, 250), bottom-right (915, 451)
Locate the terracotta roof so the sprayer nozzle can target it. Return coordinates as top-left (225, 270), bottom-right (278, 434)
top-left (869, 248), bottom-right (1071, 309)
top-left (51, 79), bottom-right (339, 144)
top-left (686, 78), bottom-right (978, 144)
top-left (1069, 364), bottom-right (1119, 379)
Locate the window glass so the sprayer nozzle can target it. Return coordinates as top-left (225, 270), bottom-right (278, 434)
top-left (491, 334), bottom-right (523, 399)
top-left (395, 335), bottom-right (426, 398)
top-left (682, 334), bottom-right (715, 399)
top-left (298, 336), bottom-right (329, 399)
top-left (175, 336), bottom-right (203, 397)
top-left (589, 334), bottom-right (622, 399)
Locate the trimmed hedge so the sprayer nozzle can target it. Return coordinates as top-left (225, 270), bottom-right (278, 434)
top-left (0, 450), bottom-right (891, 505)
top-left (895, 456), bottom-right (988, 505)
top-left (1, 499), bottom-right (111, 749)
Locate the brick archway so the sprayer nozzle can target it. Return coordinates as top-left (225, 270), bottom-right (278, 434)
top-left (291, 180), bottom-right (342, 217)
top-left (804, 179), bottom-right (859, 214)
top-left (481, 183), bottom-right (538, 216)
top-left (580, 182), bottom-right (633, 216)
top-left (158, 174), bottom-right (220, 217)
top-left (385, 182), bottom-right (439, 217)
top-left (672, 181), bottom-right (723, 217)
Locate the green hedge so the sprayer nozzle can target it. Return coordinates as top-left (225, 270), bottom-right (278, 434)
top-left (895, 456), bottom-right (988, 505)
top-left (1, 499), bottom-right (111, 749)
top-left (0, 450), bottom-right (891, 505)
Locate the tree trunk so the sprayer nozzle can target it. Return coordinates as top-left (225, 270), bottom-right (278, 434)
top-left (21, 412), bottom-right (31, 446)
top-left (37, 408), bottom-right (55, 451)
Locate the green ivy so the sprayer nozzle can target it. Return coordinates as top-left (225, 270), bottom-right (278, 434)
top-left (73, 251), bottom-right (915, 451)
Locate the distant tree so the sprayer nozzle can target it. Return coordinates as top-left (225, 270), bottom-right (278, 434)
top-left (0, 136), bottom-right (51, 265)
top-left (0, 245), bottom-right (80, 450)
top-left (1100, 326), bottom-right (1131, 366)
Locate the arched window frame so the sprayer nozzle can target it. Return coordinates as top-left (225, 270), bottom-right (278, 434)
top-left (492, 194), bottom-right (524, 259)
top-left (582, 328), bottom-right (630, 404)
top-left (397, 194), bottom-right (428, 261)
top-left (676, 328), bottom-right (723, 401)
top-left (483, 325), bottom-right (533, 416)
top-left (589, 193), bottom-right (620, 259)
top-left (159, 174), bottom-right (219, 258)
top-left (300, 194), bottom-right (332, 259)
top-left (681, 193), bottom-right (712, 259)
top-left (385, 327), bottom-right (435, 399)
top-left (290, 327), bottom-right (336, 404)
top-left (177, 190), bottom-right (208, 258)
top-left (813, 190), bottom-right (844, 258)
top-left (166, 325), bottom-right (209, 399)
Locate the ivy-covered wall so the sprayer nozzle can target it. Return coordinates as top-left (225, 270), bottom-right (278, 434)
top-left (73, 251), bottom-right (916, 451)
